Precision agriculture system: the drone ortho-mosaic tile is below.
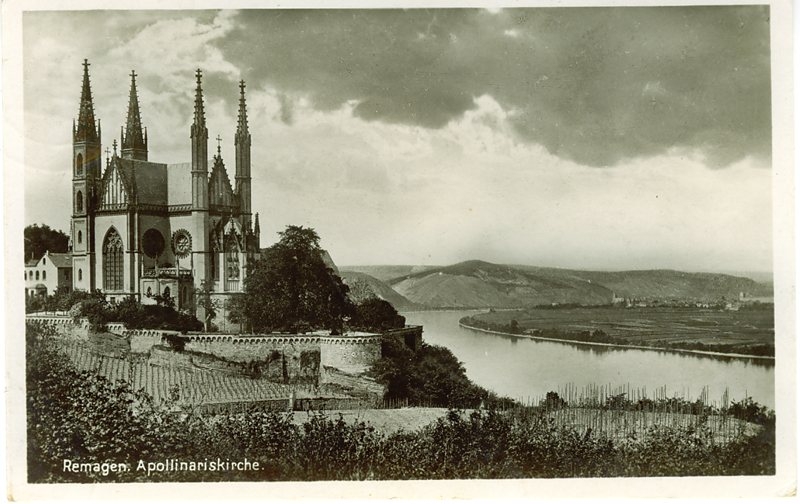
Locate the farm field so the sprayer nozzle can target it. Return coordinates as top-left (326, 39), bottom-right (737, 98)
top-left (469, 306), bottom-right (773, 354)
top-left (280, 406), bottom-right (758, 445)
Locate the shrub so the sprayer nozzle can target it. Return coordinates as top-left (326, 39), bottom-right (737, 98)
top-left (26, 321), bottom-right (776, 483)
top-left (351, 299), bottom-right (405, 332)
top-left (370, 338), bottom-right (499, 408)
top-left (164, 333), bottom-right (186, 352)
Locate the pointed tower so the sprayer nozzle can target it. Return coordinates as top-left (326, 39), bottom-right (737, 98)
top-left (234, 80), bottom-right (252, 232)
top-left (121, 70), bottom-right (148, 161)
top-left (190, 69), bottom-right (210, 292)
top-left (191, 69), bottom-right (209, 211)
top-left (254, 212), bottom-right (261, 250)
top-left (71, 59), bottom-right (102, 292)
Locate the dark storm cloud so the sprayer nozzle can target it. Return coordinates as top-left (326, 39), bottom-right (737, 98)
top-left (216, 7), bottom-right (770, 168)
top-left (278, 94), bottom-right (295, 125)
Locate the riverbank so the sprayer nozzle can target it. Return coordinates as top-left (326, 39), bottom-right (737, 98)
top-left (458, 322), bottom-right (775, 362)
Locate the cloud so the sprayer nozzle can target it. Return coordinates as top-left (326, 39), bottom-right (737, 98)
top-left (20, 8), bottom-right (774, 272)
top-left (215, 7), bottom-right (771, 168)
top-left (277, 93), bottom-right (295, 125)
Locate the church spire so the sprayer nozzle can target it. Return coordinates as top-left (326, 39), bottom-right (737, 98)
top-left (121, 70), bottom-right (148, 160)
top-left (193, 69), bottom-right (206, 130)
top-left (236, 80), bottom-right (249, 139)
top-left (71, 59), bottom-right (101, 294)
top-left (235, 80), bottom-right (252, 230)
top-left (74, 59), bottom-right (98, 143)
top-left (191, 69), bottom-right (209, 211)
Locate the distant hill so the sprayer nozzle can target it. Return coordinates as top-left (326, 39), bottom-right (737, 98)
top-left (339, 271), bottom-right (423, 311)
top-left (571, 269), bottom-right (772, 301)
top-left (383, 260), bottom-right (772, 309)
top-left (389, 260), bottom-right (614, 308)
top-left (717, 270), bottom-right (774, 284)
top-left (340, 265), bottom-right (438, 283)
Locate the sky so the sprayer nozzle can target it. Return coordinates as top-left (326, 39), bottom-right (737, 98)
top-left (22, 7), bottom-right (773, 272)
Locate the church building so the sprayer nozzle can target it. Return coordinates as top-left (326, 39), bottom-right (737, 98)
top-left (70, 60), bottom-right (260, 316)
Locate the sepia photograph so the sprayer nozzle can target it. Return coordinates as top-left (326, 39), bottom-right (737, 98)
top-left (4, 0), bottom-right (795, 499)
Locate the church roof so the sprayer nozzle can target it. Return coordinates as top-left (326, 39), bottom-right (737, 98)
top-left (121, 159), bottom-right (168, 204)
top-left (104, 157), bottom-right (169, 205)
top-left (167, 162), bottom-right (192, 205)
top-left (209, 153), bottom-right (235, 207)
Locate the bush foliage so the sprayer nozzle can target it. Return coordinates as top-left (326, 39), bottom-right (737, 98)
top-left (27, 324), bottom-right (775, 483)
top-left (27, 289), bottom-right (202, 333)
top-left (370, 337), bottom-right (520, 410)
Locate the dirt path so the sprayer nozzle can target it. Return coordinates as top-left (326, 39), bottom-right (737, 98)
top-left (284, 407), bottom-right (458, 434)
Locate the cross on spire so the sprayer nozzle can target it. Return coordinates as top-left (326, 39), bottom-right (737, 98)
top-left (216, 134), bottom-right (222, 155)
top-left (236, 79), bottom-right (250, 141)
top-left (112, 139), bottom-right (117, 154)
top-left (192, 69), bottom-right (206, 129)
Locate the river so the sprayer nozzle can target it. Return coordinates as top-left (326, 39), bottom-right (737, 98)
top-left (402, 310), bottom-right (775, 409)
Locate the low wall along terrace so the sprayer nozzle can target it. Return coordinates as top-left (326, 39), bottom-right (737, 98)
top-left (25, 314), bottom-right (420, 379)
top-left (183, 334), bottom-right (322, 382)
top-left (319, 335), bottom-right (382, 374)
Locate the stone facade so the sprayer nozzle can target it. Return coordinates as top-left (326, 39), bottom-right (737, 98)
top-left (68, 61), bottom-right (260, 318)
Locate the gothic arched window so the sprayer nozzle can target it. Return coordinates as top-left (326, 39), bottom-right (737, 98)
top-left (76, 191), bottom-right (84, 213)
top-left (78, 269), bottom-right (82, 281)
top-left (35, 271), bottom-right (39, 280)
top-left (42, 271), bottom-right (46, 280)
top-left (224, 229), bottom-right (241, 282)
top-left (77, 230), bottom-right (82, 244)
top-left (76, 153), bottom-right (84, 177)
top-left (210, 234), bottom-right (220, 281)
top-left (103, 228), bottom-right (124, 291)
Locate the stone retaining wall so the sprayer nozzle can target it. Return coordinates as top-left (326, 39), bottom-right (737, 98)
top-left (26, 314), bottom-right (397, 380)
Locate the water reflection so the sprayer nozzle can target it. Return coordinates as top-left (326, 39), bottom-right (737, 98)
top-left (459, 321), bottom-right (774, 368)
top-left (404, 310), bottom-right (775, 409)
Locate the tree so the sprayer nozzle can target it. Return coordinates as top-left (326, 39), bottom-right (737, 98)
top-left (351, 298), bottom-right (405, 332)
top-left (195, 281), bottom-right (220, 332)
top-left (346, 278), bottom-right (376, 304)
top-left (24, 224), bottom-right (69, 261)
top-left (239, 226), bottom-right (353, 334)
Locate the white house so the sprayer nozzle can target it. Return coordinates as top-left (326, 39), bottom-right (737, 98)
top-left (25, 251), bottom-right (73, 298)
